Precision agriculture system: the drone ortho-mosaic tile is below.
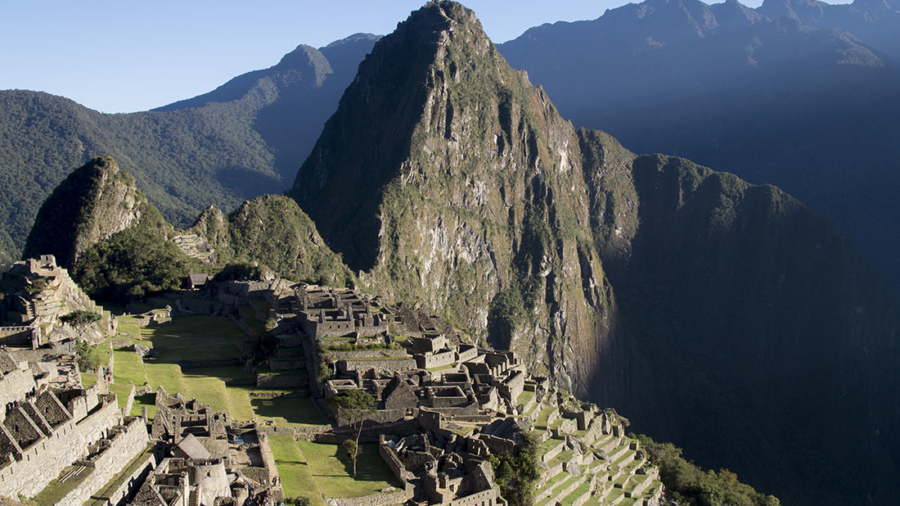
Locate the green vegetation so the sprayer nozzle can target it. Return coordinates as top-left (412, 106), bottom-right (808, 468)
top-left (59, 310), bottom-right (101, 327)
top-left (488, 431), bottom-right (541, 506)
top-left (85, 447), bottom-right (154, 506)
top-left (296, 441), bottom-right (401, 498)
top-left (269, 435), bottom-right (325, 506)
top-left (103, 308), bottom-right (323, 424)
top-left (76, 339), bottom-right (103, 372)
top-left (0, 35), bottom-right (378, 265)
top-left (323, 342), bottom-right (401, 352)
top-left (637, 435), bottom-right (780, 506)
top-left (30, 465), bottom-right (93, 506)
top-left (72, 204), bottom-right (198, 302)
top-left (24, 279), bottom-right (47, 294)
top-left (327, 390), bottom-right (375, 477)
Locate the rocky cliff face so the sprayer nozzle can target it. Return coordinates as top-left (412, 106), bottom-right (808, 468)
top-left (290, 3), bottom-right (900, 504)
top-left (26, 157), bottom-right (351, 301)
top-left (23, 156), bottom-right (150, 267)
top-left (291, 2), bottom-right (615, 394)
top-left (186, 195), bottom-right (354, 287)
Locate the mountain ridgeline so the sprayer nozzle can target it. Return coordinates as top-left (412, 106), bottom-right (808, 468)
top-left (0, 34), bottom-right (377, 267)
top-left (23, 157), bottom-right (353, 301)
top-left (289, 3), bottom-right (900, 505)
top-left (498, 0), bottom-right (900, 290)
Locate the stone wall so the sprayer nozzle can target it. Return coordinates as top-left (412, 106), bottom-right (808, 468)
top-left (267, 358), bottom-right (307, 371)
top-left (498, 371), bottom-right (525, 403)
top-left (55, 418), bottom-right (149, 506)
top-left (256, 373), bottom-right (309, 389)
top-left (336, 358), bottom-right (417, 374)
top-left (415, 350), bottom-right (455, 369)
top-left (179, 359), bottom-right (241, 368)
top-left (0, 417), bottom-right (81, 497)
top-left (326, 484), bottom-right (413, 506)
top-left (229, 314), bottom-right (257, 337)
top-left (456, 345), bottom-right (478, 363)
top-left (123, 384), bottom-right (136, 417)
top-left (89, 450), bottom-right (157, 506)
top-left (379, 439), bottom-right (415, 482)
top-left (479, 434), bottom-right (516, 455)
top-left (0, 367), bottom-right (36, 421)
top-left (0, 326), bottom-right (33, 346)
top-left (337, 409), bottom-right (407, 428)
top-left (326, 349), bottom-right (409, 360)
top-left (176, 297), bottom-right (230, 316)
top-left (257, 425), bottom-right (330, 440)
top-left (449, 487), bottom-right (501, 506)
top-left (0, 389), bottom-right (121, 499)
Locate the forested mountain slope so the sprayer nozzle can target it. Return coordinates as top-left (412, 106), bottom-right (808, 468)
top-left (498, 0), bottom-right (900, 290)
top-left (291, 3), bottom-right (900, 504)
top-left (0, 34), bottom-right (377, 266)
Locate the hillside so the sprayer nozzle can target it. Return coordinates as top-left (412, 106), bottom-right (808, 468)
top-left (497, 0), bottom-right (900, 290)
top-left (290, 3), bottom-right (900, 504)
top-left (22, 157), bottom-right (352, 302)
top-left (0, 34), bottom-right (377, 267)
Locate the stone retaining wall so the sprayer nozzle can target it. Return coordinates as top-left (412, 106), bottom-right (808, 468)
top-left (336, 358), bottom-right (417, 374)
top-left (0, 367), bottom-right (36, 420)
top-left (88, 450), bottom-right (157, 506)
top-left (123, 384), bottom-right (136, 417)
top-left (55, 418), bottom-right (149, 506)
top-left (326, 484), bottom-right (413, 506)
top-left (415, 349), bottom-right (455, 369)
top-left (256, 373), bottom-right (309, 389)
top-left (179, 359), bottom-right (241, 368)
top-left (326, 349), bottom-right (409, 360)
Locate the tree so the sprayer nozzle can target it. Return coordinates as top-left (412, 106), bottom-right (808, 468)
top-left (60, 310), bottom-right (101, 327)
top-left (76, 339), bottom-right (101, 372)
top-left (327, 390), bottom-right (375, 477)
top-left (488, 431), bottom-right (541, 506)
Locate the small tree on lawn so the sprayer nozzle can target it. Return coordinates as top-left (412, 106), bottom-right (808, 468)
top-left (327, 390), bottom-right (375, 477)
top-left (59, 310), bottom-right (101, 328)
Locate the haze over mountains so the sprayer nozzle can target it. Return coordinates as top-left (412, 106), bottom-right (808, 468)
top-left (0, 34), bottom-right (376, 266)
top-left (288, 4), bottom-right (900, 505)
top-left (499, 0), bottom-right (900, 288)
top-left (20, 2), bottom-right (900, 505)
top-left (3, 0), bottom-right (900, 296)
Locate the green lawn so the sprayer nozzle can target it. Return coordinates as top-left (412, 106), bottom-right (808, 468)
top-left (30, 465), bottom-right (93, 506)
top-left (269, 435), bottom-right (325, 506)
top-left (535, 406), bottom-right (555, 429)
top-left (143, 315), bottom-right (245, 362)
top-left (105, 310), bottom-right (320, 424)
top-left (428, 362), bottom-right (458, 372)
top-left (297, 441), bottom-right (402, 498)
top-left (249, 395), bottom-right (325, 426)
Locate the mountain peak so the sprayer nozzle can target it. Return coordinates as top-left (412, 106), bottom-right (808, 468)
top-left (23, 156), bottom-right (150, 268)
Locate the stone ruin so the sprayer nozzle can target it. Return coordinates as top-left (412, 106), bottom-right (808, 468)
top-left (135, 386), bottom-right (282, 506)
top-left (0, 255), bottom-right (116, 349)
top-left (0, 349), bottom-right (148, 506)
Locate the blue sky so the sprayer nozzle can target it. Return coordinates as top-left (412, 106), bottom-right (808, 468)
top-left (0, 0), bottom-right (844, 113)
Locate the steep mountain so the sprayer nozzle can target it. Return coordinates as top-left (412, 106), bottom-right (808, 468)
top-left (290, 3), bottom-right (900, 504)
top-left (0, 34), bottom-right (377, 267)
top-left (22, 156), bottom-right (156, 268)
top-left (23, 157), bottom-right (352, 301)
top-left (758, 0), bottom-right (900, 60)
top-left (498, 0), bottom-right (900, 290)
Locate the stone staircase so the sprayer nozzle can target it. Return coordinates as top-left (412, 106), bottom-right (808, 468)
top-left (531, 409), bottom-right (664, 506)
top-left (172, 233), bottom-right (215, 262)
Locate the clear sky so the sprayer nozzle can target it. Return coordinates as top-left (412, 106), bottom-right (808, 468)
top-left (0, 0), bottom-right (843, 113)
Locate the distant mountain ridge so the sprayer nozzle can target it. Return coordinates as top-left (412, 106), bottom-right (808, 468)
top-left (0, 34), bottom-right (377, 267)
top-left (288, 3), bottom-right (900, 504)
top-left (497, 0), bottom-right (900, 289)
